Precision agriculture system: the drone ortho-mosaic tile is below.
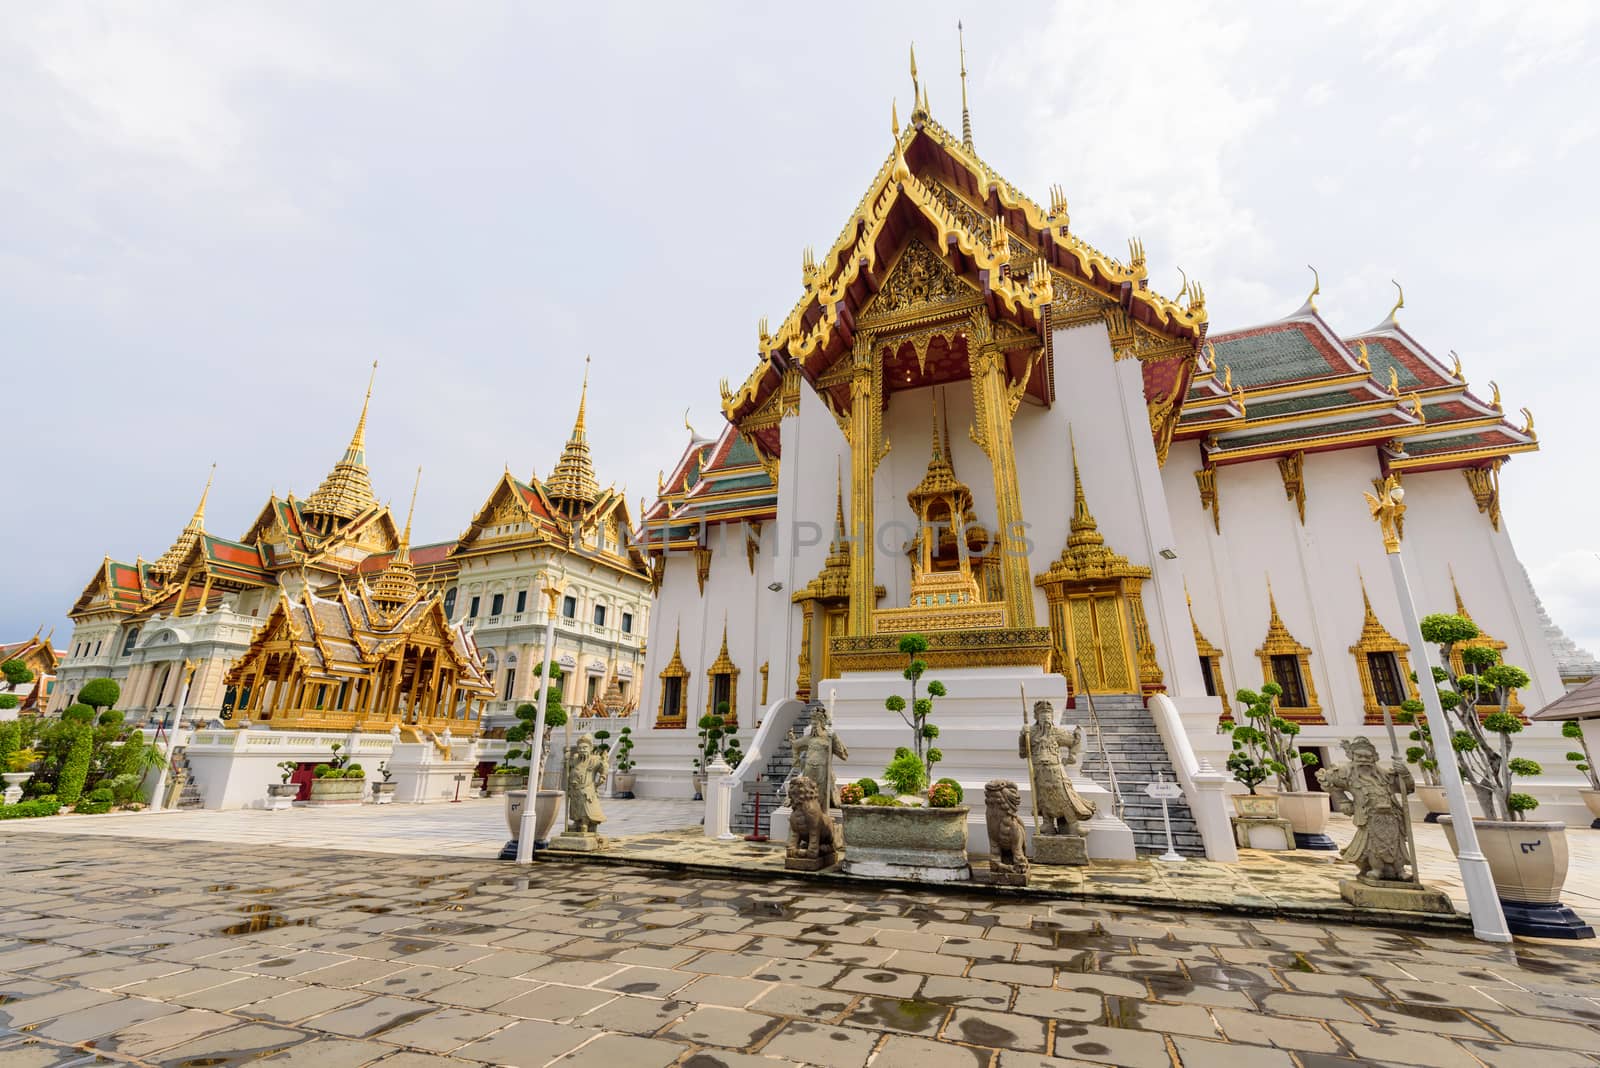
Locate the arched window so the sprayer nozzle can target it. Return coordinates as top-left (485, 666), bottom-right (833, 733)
top-left (121, 627), bottom-right (141, 657)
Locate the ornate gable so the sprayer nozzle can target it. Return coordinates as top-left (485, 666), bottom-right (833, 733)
top-left (859, 236), bottom-right (981, 325)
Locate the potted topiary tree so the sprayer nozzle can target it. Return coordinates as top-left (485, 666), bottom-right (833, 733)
top-left (2, 658), bottom-right (34, 698)
top-left (1220, 683), bottom-right (1286, 818)
top-left (267, 760), bottom-right (299, 808)
top-left (1398, 697), bottom-right (1450, 820)
top-left (1419, 613), bottom-right (1586, 935)
top-left (840, 635), bottom-right (968, 881)
top-left (693, 707), bottom-right (728, 800)
top-left (370, 760), bottom-right (397, 804)
top-left (1227, 685), bottom-right (1327, 848)
top-left (504, 662), bottom-right (568, 846)
top-left (77, 678), bottom-right (121, 718)
top-left (1561, 721), bottom-right (1600, 828)
top-left (308, 746), bottom-right (365, 805)
top-left (612, 726), bottom-right (637, 798)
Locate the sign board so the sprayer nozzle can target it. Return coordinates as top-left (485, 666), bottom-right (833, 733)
top-left (1144, 780), bottom-right (1183, 801)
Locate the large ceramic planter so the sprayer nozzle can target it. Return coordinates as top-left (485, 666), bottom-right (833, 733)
top-left (692, 774), bottom-right (706, 801)
top-left (370, 781), bottom-right (396, 805)
top-left (307, 777), bottom-right (365, 806)
top-left (502, 788), bottom-right (565, 857)
top-left (265, 782), bottom-right (298, 811)
top-left (486, 772), bottom-right (524, 798)
top-left (1415, 784), bottom-right (1450, 823)
top-left (1276, 791), bottom-right (1334, 850)
top-left (841, 805), bottom-right (970, 882)
top-left (613, 772), bottom-right (636, 800)
top-left (1579, 788), bottom-right (1600, 830)
top-left (1440, 816), bottom-right (1594, 939)
top-left (2, 771), bottom-right (33, 806)
top-left (1231, 793), bottom-right (1279, 819)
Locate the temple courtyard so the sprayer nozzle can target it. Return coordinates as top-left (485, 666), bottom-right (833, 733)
top-left (3, 808), bottom-right (1600, 1066)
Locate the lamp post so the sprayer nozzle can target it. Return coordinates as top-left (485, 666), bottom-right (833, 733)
top-left (516, 568), bottom-right (563, 864)
top-left (1366, 477), bottom-right (1510, 943)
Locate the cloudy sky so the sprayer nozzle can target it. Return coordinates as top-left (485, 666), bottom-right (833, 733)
top-left (3, 2), bottom-right (1597, 658)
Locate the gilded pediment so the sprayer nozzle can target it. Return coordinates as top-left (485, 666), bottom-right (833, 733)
top-left (860, 238), bottom-right (980, 326)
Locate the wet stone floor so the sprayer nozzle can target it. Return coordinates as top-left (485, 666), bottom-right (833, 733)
top-left (2, 835), bottom-right (1599, 1067)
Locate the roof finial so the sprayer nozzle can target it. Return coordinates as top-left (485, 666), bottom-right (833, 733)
top-left (891, 99), bottom-right (910, 181)
top-left (573, 355), bottom-right (591, 436)
top-left (958, 20), bottom-right (974, 150)
top-left (1301, 264), bottom-right (1320, 315)
top-left (929, 387), bottom-right (944, 460)
top-left (192, 463), bottom-right (216, 528)
top-left (909, 42), bottom-right (920, 111)
top-left (1386, 279), bottom-right (1404, 324)
top-left (400, 466), bottom-right (421, 554)
top-left (353, 360), bottom-right (377, 454)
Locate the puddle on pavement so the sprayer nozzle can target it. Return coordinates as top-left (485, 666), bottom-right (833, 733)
top-left (850, 998), bottom-right (942, 1031)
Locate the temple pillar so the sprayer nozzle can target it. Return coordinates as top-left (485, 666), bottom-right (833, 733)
top-left (796, 601), bottom-right (814, 699)
top-left (969, 335), bottom-right (1036, 628)
top-left (847, 335), bottom-right (884, 635)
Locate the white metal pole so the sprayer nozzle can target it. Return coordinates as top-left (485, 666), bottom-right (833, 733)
top-left (1371, 481), bottom-right (1509, 943)
top-left (516, 574), bottom-right (561, 864)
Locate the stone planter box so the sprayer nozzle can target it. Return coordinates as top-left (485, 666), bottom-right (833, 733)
top-left (486, 772), bottom-right (524, 798)
top-left (1440, 816), bottom-right (1594, 939)
top-left (1580, 788), bottom-right (1600, 830)
top-left (370, 781), bottom-right (396, 805)
top-left (1414, 784), bottom-right (1450, 822)
top-left (1276, 791), bottom-right (1334, 850)
top-left (266, 782), bottom-right (298, 811)
top-left (307, 777), bottom-right (366, 806)
top-left (1231, 793), bottom-right (1279, 820)
top-left (841, 804), bottom-right (970, 882)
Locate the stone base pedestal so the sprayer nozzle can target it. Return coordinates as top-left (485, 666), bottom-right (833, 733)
top-left (1339, 878), bottom-right (1456, 916)
top-left (265, 795), bottom-right (295, 811)
top-left (497, 838), bottom-right (551, 860)
top-left (1500, 899), bottom-right (1596, 940)
top-left (973, 866), bottom-right (1029, 887)
top-left (1033, 834), bottom-right (1088, 866)
top-left (548, 832), bottom-right (603, 853)
top-left (1232, 816), bottom-right (1295, 851)
top-left (784, 850), bottom-right (838, 872)
top-left (1294, 832), bottom-right (1338, 851)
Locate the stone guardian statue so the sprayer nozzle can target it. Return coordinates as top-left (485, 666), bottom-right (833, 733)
top-left (554, 734), bottom-right (608, 849)
top-left (787, 706), bottom-right (848, 808)
top-left (1021, 700), bottom-right (1096, 865)
top-left (1317, 736), bottom-right (1452, 914)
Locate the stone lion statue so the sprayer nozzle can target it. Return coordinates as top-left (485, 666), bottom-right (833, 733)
top-left (785, 776), bottom-right (837, 869)
top-left (984, 779), bottom-right (1029, 877)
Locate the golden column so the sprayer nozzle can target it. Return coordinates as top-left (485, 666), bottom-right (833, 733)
top-left (846, 333), bottom-right (888, 635)
top-left (967, 319), bottom-right (1036, 628)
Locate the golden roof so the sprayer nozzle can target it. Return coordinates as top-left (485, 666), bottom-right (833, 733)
top-left (545, 356), bottom-right (600, 510)
top-left (304, 363), bottom-right (380, 522)
top-left (150, 464), bottom-right (214, 578)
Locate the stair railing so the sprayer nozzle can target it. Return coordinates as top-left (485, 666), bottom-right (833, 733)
top-left (1073, 658), bottom-right (1125, 820)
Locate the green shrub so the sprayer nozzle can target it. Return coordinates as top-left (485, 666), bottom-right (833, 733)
top-left (78, 678), bottom-right (120, 712)
top-left (345, 762), bottom-right (363, 774)
top-left (62, 704), bottom-right (95, 725)
top-left (97, 709), bottom-right (124, 728)
top-left (88, 786), bottom-right (113, 802)
top-left (106, 773), bottom-right (144, 805)
top-left (0, 799), bottom-right (62, 819)
top-left (313, 764), bottom-right (332, 778)
top-left (2, 659), bottom-right (34, 689)
top-left (344, 767), bottom-right (365, 780)
top-left (854, 777), bottom-right (880, 798)
top-left (882, 751), bottom-right (928, 796)
top-left (0, 694), bottom-right (17, 711)
top-left (57, 726), bottom-right (93, 806)
top-left (934, 777), bottom-right (964, 803)
top-left (0, 721), bottom-right (18, 769)
top-left (863, 793), bottom-right (901, 807)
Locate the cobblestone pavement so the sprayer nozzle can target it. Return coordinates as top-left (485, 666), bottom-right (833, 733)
top-left (11, 800), bottom-right (1596, 930)
top-left (3, 835), bottom-right (1600, 1067)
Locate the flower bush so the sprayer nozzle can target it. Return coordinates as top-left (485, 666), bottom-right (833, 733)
top-left (927, 781), bottom-right (961, 808)
top-left (839, 782), bottom-right (864, 805)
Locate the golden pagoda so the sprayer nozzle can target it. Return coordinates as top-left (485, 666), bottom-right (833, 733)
top-left (544, 356), bottom-right (600, 515)
top-left (148, 465), bottom-right (214, 582)
top-left (302, 362), bottom-right (381, 535)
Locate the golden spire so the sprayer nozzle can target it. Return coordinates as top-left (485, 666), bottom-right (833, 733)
top-left (1385, 279), bottom-right (1404, 325)
top-left (1066, 430), bottom-right (1105, 551)
top-left (891, 99), bottom-right (911, 181)
top-left (546, 355), bottom-right (600, 511)
top-left (369, 467), bottom-right (421, 610)
top-left (832, 462), bottom-right (847, 549)
top-left (304, 362), bottom-right (380, 525)
top-left (1450, 565), bottom-right (1469, 618)
top-left (958, 21), bottom-right (974, 150)
top-left (151, 464), bottom-right (216, 578)
top-left (909, 42), bottom-right (920, 113)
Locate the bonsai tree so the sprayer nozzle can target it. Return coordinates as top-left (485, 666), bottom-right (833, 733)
top-left (507, 662), bottom-right (568, 783)
top-left (592, 728), bottom-right (612, 756)
top-left (1398, 699), bottom-right (1441, 786)
top-left (2, 659), bottom-right (34, 692)
top-left (721, 725), bottom-right (743, 769)
top-left (327, 742), bottom-right (348, 769)
top-left (1221, 682), bottom-right (1317, 793)
top-left (695, 706), bottom-right (728, 774)
top-left (276, 760), bottom-right (297, 785)
top-left (78, 678), bottom-right (120, 714)
top-left (1563, 721), bottom-right (1600, 791)
top-left (613, 726), bottom-right (635, 774)
top-left (883, 634), bottom-right (947, 785)
top-left (1417, 613), bottom-right (1537, 821)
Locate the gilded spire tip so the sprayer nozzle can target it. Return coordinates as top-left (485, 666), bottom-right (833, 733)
top-left (958, 20), bottom-right (974, 150)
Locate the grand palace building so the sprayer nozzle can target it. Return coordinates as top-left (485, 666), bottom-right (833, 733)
top-left (627, 58), bottom-right (1597, 815)
top-left (50, 366), bottom-right (652, 731)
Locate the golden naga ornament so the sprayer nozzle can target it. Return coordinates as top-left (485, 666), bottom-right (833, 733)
top-left (1365, 475), bottom-right (1406, 554)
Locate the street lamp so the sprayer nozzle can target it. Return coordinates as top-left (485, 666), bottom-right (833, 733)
top-left (1366, 477), bottom-right (1510, 943)
top-left (516, 566), bottom-right (564, 863)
